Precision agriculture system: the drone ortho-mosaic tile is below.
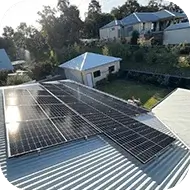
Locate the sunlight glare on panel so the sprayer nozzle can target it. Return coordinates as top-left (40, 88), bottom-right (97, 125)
top-left (5, 106), bottom-right (21, 123)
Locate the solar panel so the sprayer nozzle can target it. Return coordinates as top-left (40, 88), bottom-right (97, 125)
top-left (7, 119), bottom-right (65, 157)
top-left (3, 87), bottom-right (100, 157)
top-left (28, 90), bottom-right (51, 96)
top-left (34, 96), bottom-right (61, 105)
top-left (40, 104), bottom-right (76, 118)
top-left (5, 105), bottom-right (48, 122)
top-left (60, 81), bottom-right (148, 116)
top-left (51, 116), bottom-right (99, 141)
top-left (5, 95), bottom-right (37, 106)
top-left (42, 83), bottom-right (175, 164)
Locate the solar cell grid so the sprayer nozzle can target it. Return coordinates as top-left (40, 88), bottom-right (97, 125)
top-left (34, 96), bottom-right (61, 105)
top-left (7, 119), bottom-right (65, 156)
top-left (57, 96), bottom-right (81, 104)
top-left (41, 83), bottom-right (175, 164)
top-left (41, 104), bottom-right (76, 118)
top-left (60, 81), bottom-right (148, 116)
top-left (5, 105), bottom-right (47, 122)
top-left (51, 116), bottom-right (99, 141)
top-left (28, 90), bottom-right (51, 96)
top-left (4, 89), bottom-right (30, 97)
top-left (5, 96), bottom-right (37, 106)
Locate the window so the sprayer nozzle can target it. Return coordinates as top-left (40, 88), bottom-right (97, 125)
top-left (111, 27), bottom-right (115, 31)
top-left (109, 66), bottom-right (115, 73)
top-left (93, 70), bottom-right (101, 78)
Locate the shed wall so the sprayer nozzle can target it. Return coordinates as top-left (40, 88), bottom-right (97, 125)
top-left (64, 68), bottom-right (83, 84)
top-left (84, 61), bottom-right (120, 86)
top-left (163, 28), bottom-right (190, 44)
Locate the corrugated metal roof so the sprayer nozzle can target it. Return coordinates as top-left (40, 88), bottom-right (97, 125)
top-left (59, 52), bottom-right (121, 71)
top-left (165, 22), bottom-right (190, 31)
top-left (100, 20), bottom-right (122, 29)
top-left (0, 49), bottom-right (13, 71)
top-left (153, 88), bottom-right (190, 149)
top-left (0, 82), bottom-right (190, 190)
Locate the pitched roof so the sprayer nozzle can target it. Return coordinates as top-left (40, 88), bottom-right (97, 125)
top-left (0, 49), bottom-right (13, 70)
top-left (59, 52), bottom-right (122, 71)
top-left (165, 22), bottom-right (190, 31)
top-left (153, 88), bottom-right (190, 149)
top-left (0, 81), bottom-right (190, 189)
top-left (100, 20), bottom-right (122, 29)
top-left (101, 10), bottom-right (186, 28)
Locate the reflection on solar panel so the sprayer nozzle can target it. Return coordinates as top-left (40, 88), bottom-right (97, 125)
top-left (7, 119), bottom-right (65, 156)
top-left (3, 88), bottom-right (99, 157)
top-left (60, 81), bottom-right (148, 116)
top-left (52, 116), bottom-right (99, 141)
top-left (41, 104), bottom-right (76, 118)
top-left (5, 105), bottom-right (47, 122)
top-left (42, 82), bottom-right (175, 163)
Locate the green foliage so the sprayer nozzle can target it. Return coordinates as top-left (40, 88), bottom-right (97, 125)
top-left (130, 30), bottom-right (139, 45)
top-left (31, 61), bottom-right (54, 80)
top-left (0, 71), bottom-right (8, 86)
top-left (133, 48), bottom-right (145, 62)
top-left (7, 74), bottom-right (31, 86)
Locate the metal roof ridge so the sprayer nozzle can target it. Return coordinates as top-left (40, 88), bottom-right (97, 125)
top-left (164, 9), bottom-right (176, 17)
top-left (133, 12), bottom-right (141, 22)
top-left (80, 52), bottom-right (88, 71)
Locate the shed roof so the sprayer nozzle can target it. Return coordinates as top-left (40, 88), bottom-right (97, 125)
top-left (153, 88), bottom-right (190, 149)
top-left (165, 22), bottom-right (190, 31)
top-left (0, 49), bottom-right (13, 71)
top-left (0, 81), bottom-right (190, 189)
top-left (59, 52), bottom-right (122, 71)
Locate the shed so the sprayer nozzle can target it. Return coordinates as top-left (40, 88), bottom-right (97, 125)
top-left (0, 49), bottom-right (13, 71)
top-left (163, 22), bottom-right (190, 44)
top-left (59, 52), bottom-right (122, 87)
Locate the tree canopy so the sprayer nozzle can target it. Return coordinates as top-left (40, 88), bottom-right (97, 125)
top-left (0, 0), bottom-right (185, 63)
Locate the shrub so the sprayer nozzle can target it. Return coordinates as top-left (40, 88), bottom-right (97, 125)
top-left (133, 48), bottom-right (145, 62)
top-left (7, 74), bottom-right (32, 85)
top-left (0, 70), bottom-right (8, 86)
top-left (130, 30), bottom-right (139, 45)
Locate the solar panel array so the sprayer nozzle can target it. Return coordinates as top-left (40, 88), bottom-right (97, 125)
top-left (42, 82), bottom-right (175, 163)
top-left (3, 88), bottom-right (99, 157)
top-left (3, 82), bottom-right (175, 163)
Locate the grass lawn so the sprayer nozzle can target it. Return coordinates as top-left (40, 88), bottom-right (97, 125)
top-left (97, 80), bottom-right (172, 110)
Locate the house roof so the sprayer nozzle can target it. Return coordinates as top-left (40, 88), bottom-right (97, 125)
top-left (101, 10), bottom-right (186, 28)
top-left (0, 49), bottom-right (13, 71)
top-left (0, 81), bottom-right (190, 189)
top-left (100, 20), bottom-right (122, 29)
top-left (59, 52), bottom-right (122, 71)
top-left (165, 22), bottom-right (190, 31)
top-left (153, 88), bottom-right (190, 149)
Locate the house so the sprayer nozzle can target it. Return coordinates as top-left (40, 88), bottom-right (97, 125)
top-left (163, 22), bottom-right (190, 44)
top-left (59, 52), bottom-right (122, 87)
top-left (0, 80), bottom-right (190, 189)
top-left (0, 49), bottom-right (13, 71)
top-left (100, 10), bottom-right (186, 43)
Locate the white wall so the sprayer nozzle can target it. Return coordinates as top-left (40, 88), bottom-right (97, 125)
top-left (83, 61), bottom-right (120, 86)
top-left (64, 68), bottom-right (83, 83)
top-left (99, 26), bottom-right (121, 40)
top-left (163, 28), bottom-right (190, 45)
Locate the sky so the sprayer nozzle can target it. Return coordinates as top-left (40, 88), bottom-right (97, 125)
top-left (0, 0), bottom-right (150, 35)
